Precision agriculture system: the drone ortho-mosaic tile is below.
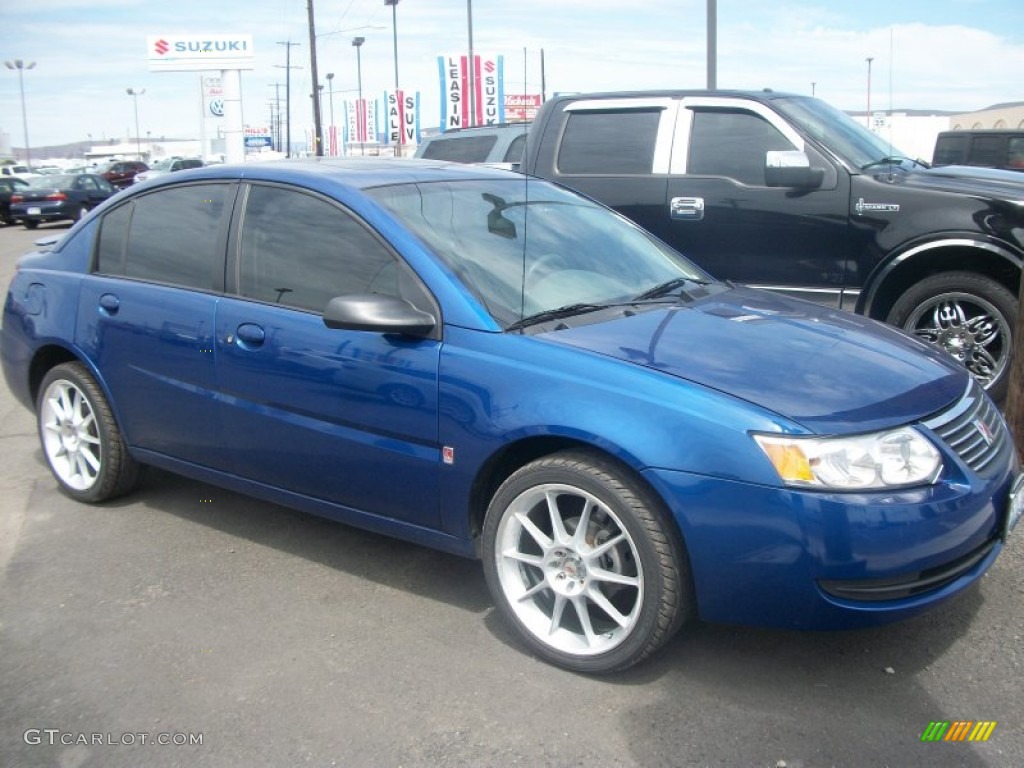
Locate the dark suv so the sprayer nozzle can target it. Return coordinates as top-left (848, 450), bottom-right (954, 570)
top-left (933, 130), bottom-right (1024, 171)
top-left (522, 90), bottom-right (1024, 399)
top-left (99, 160), bottom-right (150, 188)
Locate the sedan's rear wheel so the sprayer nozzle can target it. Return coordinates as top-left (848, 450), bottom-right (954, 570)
top-left (482, 450), bottom-right (692, 673)
top-left (37, 362), bottom-right (140, 502)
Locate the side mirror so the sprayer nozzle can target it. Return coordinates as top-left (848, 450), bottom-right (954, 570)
top-left (765, 150), bottom-right (825, 189)
top-left (322, 294), bottom-right (437, 338)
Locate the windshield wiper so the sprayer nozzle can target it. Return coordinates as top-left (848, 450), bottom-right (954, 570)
top-left (861, 155), bottom-right (930, 171)
top-left (506, 303), bottom-right (608, 332)
top-left (632, 277), bottom-right (709, 301)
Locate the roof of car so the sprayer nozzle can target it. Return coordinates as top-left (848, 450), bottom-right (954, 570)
top-left (139, 157), bottom-right (518, 191)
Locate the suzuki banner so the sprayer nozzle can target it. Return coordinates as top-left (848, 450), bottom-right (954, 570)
top-left (437, 54), bottom-right (505, 130)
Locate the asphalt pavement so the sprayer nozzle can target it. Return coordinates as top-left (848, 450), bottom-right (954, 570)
top-left (1, 221), bottom-right (1022, 768)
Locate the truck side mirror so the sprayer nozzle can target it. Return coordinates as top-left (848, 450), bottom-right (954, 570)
top-left (765, 150), bottom-right (825, 189)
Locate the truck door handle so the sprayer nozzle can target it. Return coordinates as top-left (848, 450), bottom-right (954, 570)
top-left (670, 197), bottom-right (705, 221)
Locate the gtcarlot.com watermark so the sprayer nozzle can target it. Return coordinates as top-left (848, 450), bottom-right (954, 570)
top-left (24, 729), bottom-right (203, 747)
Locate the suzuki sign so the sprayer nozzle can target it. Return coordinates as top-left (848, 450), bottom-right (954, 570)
top-left (147, 34), bottom-right (255, 72)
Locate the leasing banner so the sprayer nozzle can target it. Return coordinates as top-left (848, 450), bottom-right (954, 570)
top-left (437, 54), bottom-right (505, 130)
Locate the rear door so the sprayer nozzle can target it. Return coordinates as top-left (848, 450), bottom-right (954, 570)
top-left (76, 181), bottom-right (234, 466)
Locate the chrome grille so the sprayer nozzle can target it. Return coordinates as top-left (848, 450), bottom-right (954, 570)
top-left (922, 381), bottom-right (1009, 473)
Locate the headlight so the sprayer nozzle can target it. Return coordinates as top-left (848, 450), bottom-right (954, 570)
top-left (753, 428), bottom-right (942, 490)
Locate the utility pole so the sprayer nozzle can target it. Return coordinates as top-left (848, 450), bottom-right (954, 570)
top-left (307, 0), bottom-right (324, 156)
top-left (276, 41), bottom-right (300, 157)
top-left (707, 0), bottom-right (717, 89)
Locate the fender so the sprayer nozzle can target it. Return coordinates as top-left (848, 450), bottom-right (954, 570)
top-left (858, 236), bottom-right (1023, 317)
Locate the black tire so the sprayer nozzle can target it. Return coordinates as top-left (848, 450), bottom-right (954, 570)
top-left (482, 449), bottom-right (692, 673)
top-left (23, 219), bottom-right (38, 229)
top-left (36, 362), bottom-right (141, 503)
top-left (887, 271), bottom-right (1017, 401)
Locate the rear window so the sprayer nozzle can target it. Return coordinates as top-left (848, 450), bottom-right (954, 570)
top-left (420, 135), bottom-right (498, 162)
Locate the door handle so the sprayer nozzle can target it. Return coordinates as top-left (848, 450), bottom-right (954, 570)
top-left (234, 323), bottom-right (266, 349)
top-left (670, 196), bottom-right (705, 221)
top-left (98, 293), bottom-right (120, 315)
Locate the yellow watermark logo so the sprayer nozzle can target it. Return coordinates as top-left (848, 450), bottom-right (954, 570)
top-left (921, 721), bottom-right (997, 742)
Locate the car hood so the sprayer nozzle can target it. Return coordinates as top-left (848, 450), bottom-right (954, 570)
top-left (883, 165), bottom-right (1024, 200)
top-left (543, 287), bottom-right (967, 433)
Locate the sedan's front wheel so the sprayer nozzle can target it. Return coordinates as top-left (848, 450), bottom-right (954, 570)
top-left (37, 362), bottom-right (141, 502)
top-left (482, 450), bottom-right (692, 673)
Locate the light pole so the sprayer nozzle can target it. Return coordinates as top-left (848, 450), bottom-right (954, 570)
top-left (276, 41), bottom-right (301, 157)
top-left (385, 0), bottom-right (400, 91)
top-left (865, 56), bottom-right (874, 129)
top-left (352, 36), bottom-right (365, 155)
top-left (126, 87), bottom-right (146, 161)
top-left (5, 59), bottom-right (36, 168)
top-left (325, 72), bottom-right (335, 156)
top-left (466, 0), bottom-right (475, 127)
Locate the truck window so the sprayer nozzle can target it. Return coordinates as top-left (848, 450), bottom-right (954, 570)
top-left (969, 135), bottom-right (1003, 167)
top-left (933, 135), bottom-right (968, 165)
top-left (557, 110), bottom-right (661, 174)
top-left (1009, 138), bottom-right (1024, 169)
top-left (688, 109), bottom-right (796, 185)
top-left (421, 135), bottom-right (498, 163)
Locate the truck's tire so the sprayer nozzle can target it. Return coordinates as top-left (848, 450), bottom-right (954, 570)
top-left (887, 271), bottom-right (1016, 401)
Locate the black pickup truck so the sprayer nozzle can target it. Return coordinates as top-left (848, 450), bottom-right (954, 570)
top-left (520, 90), bottom-right (1023, 400)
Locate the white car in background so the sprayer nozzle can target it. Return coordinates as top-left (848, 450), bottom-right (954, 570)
top-left (0, 164), bottom-right (42, 181)
top-left (133, 157), bottom-right (204, 184)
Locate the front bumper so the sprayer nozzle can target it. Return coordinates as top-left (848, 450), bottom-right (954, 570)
top-left (644, 460), bottom-right (1017, 630)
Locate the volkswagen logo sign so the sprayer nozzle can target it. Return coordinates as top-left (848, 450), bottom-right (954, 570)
top-left (209, 99), bottom-right (224, 118)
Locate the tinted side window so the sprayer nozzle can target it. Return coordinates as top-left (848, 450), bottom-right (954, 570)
top-left (95, 203), bottom-right (133, 275)
top-left (1008, 137), bottom-right (1024, 168)
top-left (238, 185), bottom-right (401, 314)
top-left (123, 183), bottom-right (230, 289)
top-left (969, 136), bottom-right (1004, 167)
top-left (557, 110), bottom-right (660, 174)
top-left (421, 135), bottom-right (497, 162)
top-left (933, 135), bottom-right (968, 165)
top-left (688, 109), bottom-right (796, 185)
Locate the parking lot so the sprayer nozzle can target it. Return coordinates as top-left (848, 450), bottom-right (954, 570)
top-left (0, 221), bottom-right (1022, 768)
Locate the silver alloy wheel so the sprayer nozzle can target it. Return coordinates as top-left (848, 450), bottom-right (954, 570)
top-left (39, 377), bottom-right (103, 491)
top-left (904, 291), bottom-right (1010, 389)
top-left (493, 482), bottom-right (643, 656)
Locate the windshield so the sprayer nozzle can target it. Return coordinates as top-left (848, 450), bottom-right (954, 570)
top-left (148, 159), bottom-right (174, 171)
top-left (772, 95), bottom-right (913, 170)
top-left (369, 178), bottom-right (709, 329)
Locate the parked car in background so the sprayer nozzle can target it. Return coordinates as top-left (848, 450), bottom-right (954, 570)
top-left (932, 130), bottom-right (1024, 171)
top-left (0, 164), bottom-right (41, 181)
top-left (521, 90), bottom-right (1024, 400)
top-left (132, 157), bottom-right (205, 184)
top-left (97, 160), bottom-right (149, 188)
top-left (9, 172), bottom-right (117, 228)
top-left (0, 177), bottom-right (29, 225)
top-left (2, 158), bottom-right (1020, 674)
top-left (414, 123), bottom-right (529, 169)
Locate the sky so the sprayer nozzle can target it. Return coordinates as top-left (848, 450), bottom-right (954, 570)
top-left (1, 0), bottom-right (1023, 153)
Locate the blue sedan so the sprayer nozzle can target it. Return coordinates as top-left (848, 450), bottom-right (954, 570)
top-left (9, 172), bottom-right (117, 228)
top-left (2, 159), bottom-right (1021, 673)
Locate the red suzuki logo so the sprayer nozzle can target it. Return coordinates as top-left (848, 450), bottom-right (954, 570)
top-left (154, 39), bottom-right (170, 55)
top-left (484, 61), bottom-right (495, 73)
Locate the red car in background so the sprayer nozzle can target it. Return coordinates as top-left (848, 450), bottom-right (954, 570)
top-left (97, 160), bottom-right (149, 188)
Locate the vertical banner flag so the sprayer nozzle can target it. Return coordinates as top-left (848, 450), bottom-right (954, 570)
top-left (344, 98), bottom-right (379, 150)
top-left (385, 91), bottom-right (421, 146)
top-left (437, 54), bottom-right (505, 131)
